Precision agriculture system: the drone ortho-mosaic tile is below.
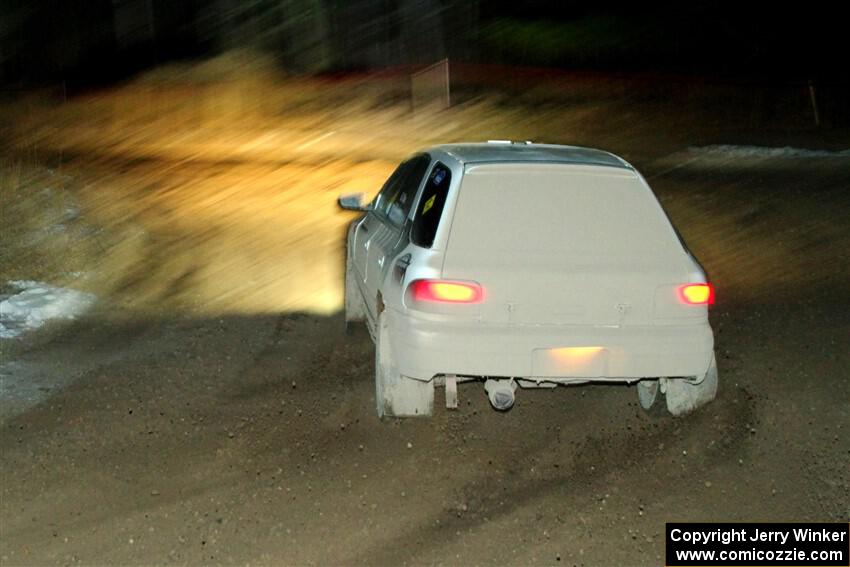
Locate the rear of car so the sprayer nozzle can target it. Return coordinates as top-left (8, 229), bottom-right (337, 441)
top-left (343, 143), bottom-right (717, 417)
top-left (392, 158), bottom-right (713, 382)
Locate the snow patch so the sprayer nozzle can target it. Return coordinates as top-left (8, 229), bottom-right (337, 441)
top-left (0, 281), bottom-right (96, 339)
top-left (690, 145), bottom-right (850, 159)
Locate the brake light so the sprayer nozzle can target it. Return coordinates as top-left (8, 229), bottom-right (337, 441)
top-left (410, 279), bottom-right (484, 303)
top-left (678, 283), bottom-right (715, 305)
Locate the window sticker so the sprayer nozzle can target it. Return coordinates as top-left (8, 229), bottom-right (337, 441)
top-left (422, 194), bottom-right (436, 215)
top-left (432, 169), bottom-right (446, 185)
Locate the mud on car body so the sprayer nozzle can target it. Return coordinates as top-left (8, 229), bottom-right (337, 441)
top-left (339, 142), bottom-right (717, 418)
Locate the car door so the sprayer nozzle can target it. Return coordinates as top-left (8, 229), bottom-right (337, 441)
top-left (351, 160), bottom-right (413, 292)
top-left (351, 214), bottom-right (378, 288)
top-left (364, 154), bottom-right (431, 321)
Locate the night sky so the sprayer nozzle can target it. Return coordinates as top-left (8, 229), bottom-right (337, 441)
top-left (1, 0), bottom-right (847, 84)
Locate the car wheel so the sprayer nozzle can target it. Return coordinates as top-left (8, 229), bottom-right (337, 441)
top-left (664, 353), bottom-right (718, 416)
top-left (375, 312), bottom-right (434, 418)
top-left (637, 379), bottom-right (668, 416)
top-left (344, 256), bottom-right (366, 331)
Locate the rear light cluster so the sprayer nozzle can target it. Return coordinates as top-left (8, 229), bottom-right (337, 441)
top-left (410, 279), bottom-right (484, 304)
top-left (678, 283), bottom-right (715, 305)
top-left (409, 279), bottom-right (712, 306)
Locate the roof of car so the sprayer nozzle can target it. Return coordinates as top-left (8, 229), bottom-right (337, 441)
top-left (434, 142), bottom-right (632, 170)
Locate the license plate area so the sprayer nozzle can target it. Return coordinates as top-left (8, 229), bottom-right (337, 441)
top-left (532, 346), bottom-right (610, 377)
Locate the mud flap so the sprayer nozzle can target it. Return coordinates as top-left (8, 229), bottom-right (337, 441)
top-left (381, 377), bottom-right (435, 417)
top-left (445, 375), bottom-right (458, 409)
top-left (344, 256), bottom-right (366, 325)
top-left (376, 312), bottom-right (434, 417)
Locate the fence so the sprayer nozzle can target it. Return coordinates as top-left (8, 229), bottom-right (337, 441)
top-left (406, 60), bottom-right (850, 129)
top-left (410, 58), bottom-right (450, 112)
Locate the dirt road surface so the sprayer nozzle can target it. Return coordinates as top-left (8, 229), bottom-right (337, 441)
top-left (1, 144), bottom-right (848, 565)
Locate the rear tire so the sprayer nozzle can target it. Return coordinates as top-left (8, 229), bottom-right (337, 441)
top-left (665, 353), bottom-right (718, 416)
top-left (375, 312), bottom-right (434, 418)
top-left (637, 379), bottom-right (668, 417)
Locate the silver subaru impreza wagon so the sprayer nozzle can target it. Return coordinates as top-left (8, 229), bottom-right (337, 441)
top-left (339, 142), bottom-right (717, 418)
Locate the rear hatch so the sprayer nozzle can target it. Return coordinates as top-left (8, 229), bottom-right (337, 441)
top-left (441, 164), bottom-right (692, 326)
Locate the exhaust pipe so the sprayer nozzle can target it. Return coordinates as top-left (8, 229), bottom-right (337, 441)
top-left (485, 379), bottom-right (517, 411)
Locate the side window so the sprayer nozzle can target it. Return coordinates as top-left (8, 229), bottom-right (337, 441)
top-left (372, 154), bottom-right (430, 227)
top-left (372, 160), bottom-right (411, 219)
top-left (411, 162), bottom-right (452, 248)
top-left (386, 154), bottom-right (430, 226)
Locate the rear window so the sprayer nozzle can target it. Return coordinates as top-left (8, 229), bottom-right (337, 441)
top-left (411, 162), bottom-right (452, 248)
top-left (446, 164), bottom-right (682, 258)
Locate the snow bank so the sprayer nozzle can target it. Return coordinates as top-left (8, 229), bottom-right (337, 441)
top-left (0, 281), bottom-right (96, 339)
top-left (690, 145), bottom-right (850, 159)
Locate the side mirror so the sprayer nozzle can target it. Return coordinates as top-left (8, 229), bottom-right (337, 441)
top-left (338, 193), bottom-right (370, 212)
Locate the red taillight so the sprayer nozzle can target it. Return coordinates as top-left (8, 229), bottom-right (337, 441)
top-left (410, 279), bottom-right (484, 304)
top-left (678, 283), bottom-right (714, 305)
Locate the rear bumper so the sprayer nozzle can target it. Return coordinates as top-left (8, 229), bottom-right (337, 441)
top-left (386, 308), bottom-right (714, 382)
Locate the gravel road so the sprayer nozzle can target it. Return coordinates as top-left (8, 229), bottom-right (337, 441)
top-left (1, 146), bottom-right (848, 565)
